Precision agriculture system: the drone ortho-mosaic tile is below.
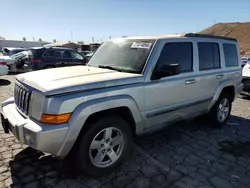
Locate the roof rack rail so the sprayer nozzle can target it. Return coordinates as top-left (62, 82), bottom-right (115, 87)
top-left (183, 33), bottom-right (237, 41)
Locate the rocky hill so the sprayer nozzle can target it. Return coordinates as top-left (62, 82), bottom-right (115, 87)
top-left (199, 22), bottom-right (250, 55)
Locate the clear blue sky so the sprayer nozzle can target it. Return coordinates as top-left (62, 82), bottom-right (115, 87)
top-left (1, 0), bottom-right (250, 43)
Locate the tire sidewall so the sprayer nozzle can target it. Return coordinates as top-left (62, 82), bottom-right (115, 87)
top-left (76, 116), bottom-right (132, 177)
top-left (212, 93), bottom-right (232, 126)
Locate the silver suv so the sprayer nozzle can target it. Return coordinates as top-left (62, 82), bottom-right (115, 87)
top-left (1, 33), bottom-right (243, 177)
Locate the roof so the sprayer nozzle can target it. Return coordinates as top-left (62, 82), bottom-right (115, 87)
top-left (43, 42), bottom-right (80, 48)
top-left (2, 47), bottom-right (28, 51)
top-left (30, 46), bottom-right (77, 51)
top-left (116, 33), bottom-right (237, 41)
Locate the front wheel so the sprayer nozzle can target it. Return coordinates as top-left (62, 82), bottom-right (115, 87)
top-left (70, 116), bottom-right (133, 177)
top-left (209, 93), bottom-right (232, 127)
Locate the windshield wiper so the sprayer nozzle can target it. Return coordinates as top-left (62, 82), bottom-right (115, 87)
top-left (98, 65), bottom-right (140, 74)
top-left (98, 65), bottom-right (123, 72)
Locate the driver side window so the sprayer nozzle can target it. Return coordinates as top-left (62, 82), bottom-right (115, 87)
top-left (156, 42), bottom-right (193, 74)
top-left (70, 51), bottom-right (84, 60)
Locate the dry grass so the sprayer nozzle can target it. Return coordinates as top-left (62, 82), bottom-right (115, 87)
top-left (199, 22), bottom-right (250, 55)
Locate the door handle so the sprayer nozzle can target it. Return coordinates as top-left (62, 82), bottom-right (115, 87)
top-left (185, 79), bottom-right (196, 85)
top-left (216, 74), bottom-right (224, 79)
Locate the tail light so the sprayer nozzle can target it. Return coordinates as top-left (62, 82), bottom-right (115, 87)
top-left (31, 59), bottom-right (41, 63)
top-left (0, 62), bottom-right (6, 66)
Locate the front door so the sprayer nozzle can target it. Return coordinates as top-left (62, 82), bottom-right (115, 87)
top-left (144, 40), bottom-right (206, 129)
top-left (62, 50), bottom-right (85, 66)
top-left (69, 51), bottom-right (86, 65)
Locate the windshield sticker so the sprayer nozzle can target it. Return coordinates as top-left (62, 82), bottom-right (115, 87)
top-left (131, 42), bottom-right (152, 49)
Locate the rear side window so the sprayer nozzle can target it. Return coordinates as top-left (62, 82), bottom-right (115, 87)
top-left (43, 50), bottom-right (62, 58)
top-left (157, 42), bottom-right (193, 73)
top-left (223, 44), bottom-right (239, 67)
top-left (198, 42), bottom-right (220, 70)
top-left (30, 49), bottom-right (45, 58)
top-left (43, 50), bottom-right (53, 57)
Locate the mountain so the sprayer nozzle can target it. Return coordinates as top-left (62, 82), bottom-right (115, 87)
top-left (199, 22), bottom-right (250, 56)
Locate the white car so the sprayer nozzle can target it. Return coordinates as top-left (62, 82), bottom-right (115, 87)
top-left (242, 60), bottom-right (250, 92)
top-left (0, 55), bottom-right (16, 67)
top-left (0, 61), bottom-right (9, 76)
top-left (241, 56), bottom-right (250, 68)
top-left (0, 51), bottom-right (30, 72)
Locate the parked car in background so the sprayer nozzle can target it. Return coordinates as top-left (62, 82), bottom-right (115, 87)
top-left (0, 61), bottom-right (8, 76)
top-left (79, 51), bottom-right (92, 57)
top-left (1, 33), bottom-right (243, 177)
top-left (85, 52), bottom-right (94, 62)
top-left (242, 59), bottom-right (250, 92)
top-left (2, 47), bottom-right (28, 56)
top-left (0, 51), bottom-right (31, 73)
top-left (241, 56), bottom-right (250, 68)
top-left (23, 47), bottom-right (87, 71)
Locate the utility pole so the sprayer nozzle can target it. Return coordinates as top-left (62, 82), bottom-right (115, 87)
top-left (92, 37), bottom-right (94, 43)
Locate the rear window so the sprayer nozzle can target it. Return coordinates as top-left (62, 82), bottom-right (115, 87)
top-left (223, 44), bottom-right (239, 67)
top-left (29, 48), bottom-right (45, 58)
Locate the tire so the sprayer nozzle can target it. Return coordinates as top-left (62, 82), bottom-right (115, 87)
top-left (69, 116), bottom-right (133, 177)
top-left (209, 93), bottom-right (232, 127)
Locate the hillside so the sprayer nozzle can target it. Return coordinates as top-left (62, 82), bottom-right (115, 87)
top-left (199, 22), bottom-right (250, 55)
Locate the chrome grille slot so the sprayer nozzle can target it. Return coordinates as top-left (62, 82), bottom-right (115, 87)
top-left (14, 84), bottom-right (31, 115)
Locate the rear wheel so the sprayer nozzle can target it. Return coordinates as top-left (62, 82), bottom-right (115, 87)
top-left (209, 93), bottom-right (232, 127)
top-left (69, 116), bottom-right (133, 177)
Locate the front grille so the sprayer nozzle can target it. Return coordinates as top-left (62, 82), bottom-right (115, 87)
top-left (14, 84), bottom-right (32, 115)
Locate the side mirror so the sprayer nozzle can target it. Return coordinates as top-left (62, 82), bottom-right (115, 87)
top-left (153, 64), bottom-right (180, 79)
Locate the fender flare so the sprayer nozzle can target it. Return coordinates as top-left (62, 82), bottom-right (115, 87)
top-left (208, 79), bottom-right (236, 110)
top-left (56, 95), bottom-right (143, 157)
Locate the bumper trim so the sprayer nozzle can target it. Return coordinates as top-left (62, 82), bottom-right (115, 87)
top-left (1, 113), bottom-right (10, 134)
top-left (1, 99), bottom-right (69, 157)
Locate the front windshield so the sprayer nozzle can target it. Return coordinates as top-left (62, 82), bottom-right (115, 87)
top-left (88, 39), bottom-right (155, 74)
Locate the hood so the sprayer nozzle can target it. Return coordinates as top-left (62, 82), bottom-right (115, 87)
top-left (0, 56), bottom-right (15, 65)
top-left (16, 66), bottom-right (144, 96)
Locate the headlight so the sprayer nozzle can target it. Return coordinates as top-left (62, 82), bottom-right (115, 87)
top-left (30, 91), bottom-right (45, 120)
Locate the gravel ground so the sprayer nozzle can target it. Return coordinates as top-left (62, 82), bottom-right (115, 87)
top-left (1, 75), bottom-right (250, 188)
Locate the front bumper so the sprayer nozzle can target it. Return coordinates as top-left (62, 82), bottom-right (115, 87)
top-left (0, 65), bottom-right (9, 75)
top-left (1, 98), bottom-right (68, 157)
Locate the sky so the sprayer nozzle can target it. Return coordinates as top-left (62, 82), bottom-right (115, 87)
top-left (1, 0), bottom-right (250, 43)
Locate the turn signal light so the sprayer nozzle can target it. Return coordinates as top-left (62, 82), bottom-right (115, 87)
top-left (41, 113), bottom-right (71, 124)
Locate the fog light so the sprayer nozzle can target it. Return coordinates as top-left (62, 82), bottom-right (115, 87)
top-left (24, 131), bottom-right (35, 147)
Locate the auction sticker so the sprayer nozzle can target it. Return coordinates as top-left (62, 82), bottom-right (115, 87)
top-left (131, 42), bottom-right (152, 49)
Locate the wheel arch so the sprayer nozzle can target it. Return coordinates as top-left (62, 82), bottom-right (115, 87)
top-left (57, 95), bottom-right (143, 158)
top-left (208, 81), bottom-right (236, 110)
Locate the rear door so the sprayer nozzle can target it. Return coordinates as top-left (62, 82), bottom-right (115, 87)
top-left (196, 41), bottom-right (222, 101)
top-left (43, 50), bottom-right (66, 67)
